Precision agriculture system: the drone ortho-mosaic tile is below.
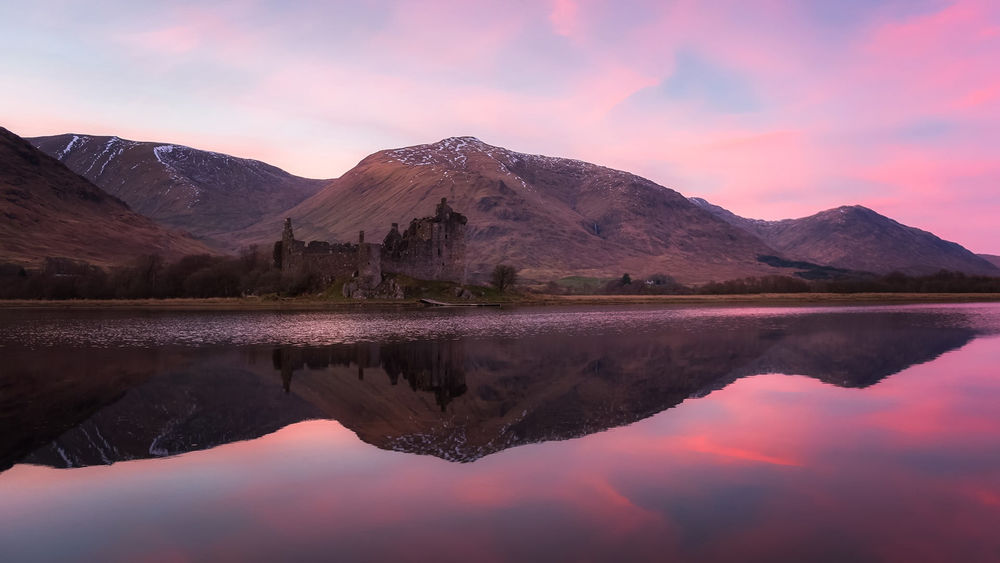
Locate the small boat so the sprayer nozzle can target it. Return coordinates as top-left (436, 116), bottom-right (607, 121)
top-left (419, 298), bottom-right (502, 308)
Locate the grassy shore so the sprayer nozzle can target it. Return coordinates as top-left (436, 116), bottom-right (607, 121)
top-left (525, 293), bottom-right (1000, 306)
top-left (1, 292), bottom-right (1000, 311)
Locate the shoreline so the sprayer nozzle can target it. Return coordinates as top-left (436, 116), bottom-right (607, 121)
top-left (1, 292), bottom-right (1000, 311)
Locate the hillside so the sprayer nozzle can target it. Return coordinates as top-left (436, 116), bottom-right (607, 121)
top-left (980, 254), bottom-right (1000, 269)
top-left (690, 198), bottom-right (998, 276)
top-left (239, 137), bottom-right (785, 283)
top-left (0, 127), bottom-right (212, 268)
top-left (30, 133), bottom-right (327, 243)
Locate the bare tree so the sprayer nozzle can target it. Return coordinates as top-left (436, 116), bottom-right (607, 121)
top-left (492, 264), bottom-right (518, 293)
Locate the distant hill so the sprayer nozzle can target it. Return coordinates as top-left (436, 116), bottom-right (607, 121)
top-left (0, 127), bottom-right (212, 268)
top-left (30, 133), bottom-right (327, 243)
top-left (238, 137), bottom-right (786, 283)
top-left (980, 254), bottom-right (1000, 269)
top-left (690, 197), bottom-right (998, 276)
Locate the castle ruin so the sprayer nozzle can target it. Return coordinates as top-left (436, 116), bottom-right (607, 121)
top-left (273, 198), bottom-right (468, 298)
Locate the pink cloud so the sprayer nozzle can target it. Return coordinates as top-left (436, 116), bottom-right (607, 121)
top-left (4, 0), bottom-right (999, 252)
top-left (549, 0), bottom-right (579, 37)
top-left (118, 24), bottom-right (204, 55)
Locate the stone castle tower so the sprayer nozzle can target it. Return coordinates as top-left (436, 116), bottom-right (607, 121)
top-left (382, 197), bottom-right (468, 284)
top-left (274, 198), bottom-right (468, 294)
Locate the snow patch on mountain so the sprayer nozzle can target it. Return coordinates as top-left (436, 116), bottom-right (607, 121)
top-left (384, 136), bottom-right (643, 194)
top-left (57, 135), bottom-right (83, 159)
top-left (152, 144), bottom-right (192, 190)
top-left (153, 144), bottom-right (178, 165)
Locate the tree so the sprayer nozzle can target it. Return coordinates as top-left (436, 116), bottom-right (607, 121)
top-left (240, 244), bottom-right (262, 270)
top-left (492, 264), bottom-right (518, 293)
top-left (620, 273), bottom-right (632, 285)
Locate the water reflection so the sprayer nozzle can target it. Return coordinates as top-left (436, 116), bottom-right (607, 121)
top-left (1, 306), bottom-right (992, 469)
top-left (273, 341), bottom-right (468, 411)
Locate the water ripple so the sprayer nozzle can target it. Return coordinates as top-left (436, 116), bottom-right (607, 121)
top-left (0, 303), bottom-right (998, 348)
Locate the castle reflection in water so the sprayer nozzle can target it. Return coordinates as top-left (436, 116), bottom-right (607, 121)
top-left (273, 341), bottom-right (468, 411)
top-left (1, 305), bottom-right (995, 469)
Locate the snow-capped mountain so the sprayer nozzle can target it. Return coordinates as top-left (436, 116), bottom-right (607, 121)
top-left (239, 137), bottom-right (785, 283)
top-left (30, 133), bottom-right (327, 243)
top-left (0, 127), bottom-right (212, 268)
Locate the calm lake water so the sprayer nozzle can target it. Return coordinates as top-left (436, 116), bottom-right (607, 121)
top-left (1, 303), bottom-right (999, 562)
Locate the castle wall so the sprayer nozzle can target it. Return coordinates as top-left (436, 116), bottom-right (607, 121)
top-left (357, 233), bottom-right (382, 287)
top-left (381, 224), bottom-right (465, 283)
top-left (291, 246), bottom-right (358, 284)
top-left (275, 198), bottom-right (467, 295)
top-left (381, 198), bottom-right (467, 284)
top-left (276, 219), bottom-right (359, 284)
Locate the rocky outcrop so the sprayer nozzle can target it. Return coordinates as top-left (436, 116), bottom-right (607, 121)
top-left (342, 276), bottom-right (405, 299)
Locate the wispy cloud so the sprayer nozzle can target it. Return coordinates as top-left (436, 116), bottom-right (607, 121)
top-left (1, 0), bottom-right (998, 251)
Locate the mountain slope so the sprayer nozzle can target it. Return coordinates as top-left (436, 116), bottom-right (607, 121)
top-left (30, 133), bottom-right (327, 242)
top-left (0, 127), bottom-right (212, 267)
top-left (239, 137), bottom-right (784, 283)
top-left (980, 254), bottom-right (1000, 269)
top-left (690, 198), bottom-right (998, 275)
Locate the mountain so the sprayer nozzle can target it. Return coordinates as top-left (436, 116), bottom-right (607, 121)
top-left (980, 254), bottom-right (1000, 269)
top-left (0, 127), bottom-right (212, 268)
top-left (238, 137), bottom-right (786, 283)
top-left (29, 133), bottom-right (327, 243)
top-left (690, 198), bottom-right (999, 276)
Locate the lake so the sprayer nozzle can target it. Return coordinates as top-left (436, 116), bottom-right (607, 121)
top-left (1, 303), bottom-right (999, 562)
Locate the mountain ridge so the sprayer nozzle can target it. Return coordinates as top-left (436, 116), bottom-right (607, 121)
top-left (980, 254), bottom-right (1000, 269)
top-left (689, 197), bottom-right (998, 276)
top-left (30, 133), bottom-right (328, 244)
top-left (238, 136), bottom-right (788, 283)
top-left (18, 129), bottom-right (996, 281)
top-left (0, 127), bottom-right (213, 268)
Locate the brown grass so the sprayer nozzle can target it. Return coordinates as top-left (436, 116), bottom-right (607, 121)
top-left (527, 293), bottom-right (1000, 306)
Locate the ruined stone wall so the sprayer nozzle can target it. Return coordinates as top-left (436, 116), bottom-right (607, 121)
top-left (357, 232), bottom-right (382, 287)
top-left (274, 198), bottom-right (468, 296)
top-left (275, 218), bottom-right (358, 284)
top-left (381, 198), bottom-right (467, 284)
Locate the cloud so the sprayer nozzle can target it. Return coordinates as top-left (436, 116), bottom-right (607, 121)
top-left (117, 24), bottom-right (204, 55)
top-left (2, 0), bottom-right (999, 251)
top-left (549, 0), bottom-right (579, 37)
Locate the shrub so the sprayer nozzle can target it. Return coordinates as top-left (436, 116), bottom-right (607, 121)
top-left (492, 264), bottom-right (518, 293)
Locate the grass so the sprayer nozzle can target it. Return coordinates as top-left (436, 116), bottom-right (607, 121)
top-left (524, 292), bottom-right (1000, 306)
top-left (553, 276), bottom-right (614, 293)
top-left (391, 274), bottom-right (521, 302)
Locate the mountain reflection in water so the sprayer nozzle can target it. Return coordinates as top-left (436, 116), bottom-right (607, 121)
top-left (0, 306), bottom-right (991, 469)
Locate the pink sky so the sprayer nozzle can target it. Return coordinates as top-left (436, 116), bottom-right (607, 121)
top-left (1, 0), bottom-right (998, 253)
